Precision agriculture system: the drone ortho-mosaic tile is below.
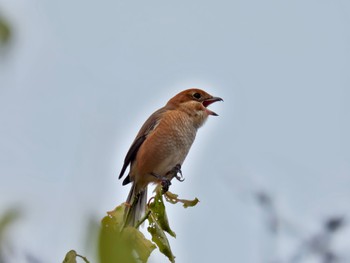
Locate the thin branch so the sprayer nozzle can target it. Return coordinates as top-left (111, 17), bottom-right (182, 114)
top-left (135, 210), bottom-right (151, 229)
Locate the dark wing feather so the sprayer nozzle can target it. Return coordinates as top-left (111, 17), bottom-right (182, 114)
top-left (118, 135), bottom-right (146, 179)
top-left (118, 107), bottom-right (166, 181)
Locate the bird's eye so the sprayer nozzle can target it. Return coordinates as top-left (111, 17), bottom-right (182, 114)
top-left (193, 93), bottom-right (201, 99)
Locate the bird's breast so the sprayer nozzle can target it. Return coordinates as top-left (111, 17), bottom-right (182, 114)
top-left (159, 111), bottom-right (197, 153)
top-left (136, 111), bottom-right (197, 178)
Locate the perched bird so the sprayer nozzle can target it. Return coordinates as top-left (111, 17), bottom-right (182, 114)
top-left (119, 88), bottom-right (222, 227)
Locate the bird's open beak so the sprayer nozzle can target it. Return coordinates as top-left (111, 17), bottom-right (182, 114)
top-left (203, 96), bottom-right (223, 116)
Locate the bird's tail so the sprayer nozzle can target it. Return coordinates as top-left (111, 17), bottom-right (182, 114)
top-left (124, 183), bottom-right (147, 228)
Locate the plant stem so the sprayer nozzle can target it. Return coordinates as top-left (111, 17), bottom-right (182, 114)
top-left (135, 210), bottom-right (151, 229)
top-left (76, 254), bottom-right (90, 263)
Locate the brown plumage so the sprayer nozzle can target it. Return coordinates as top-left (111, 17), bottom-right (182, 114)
top-left (119, 88), bottom-right (222, 226)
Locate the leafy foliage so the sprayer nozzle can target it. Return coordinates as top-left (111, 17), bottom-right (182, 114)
top-left (0, 15), bottom-right (11, 46)
top-left (164, 191), bottom-right (199, 208)
top-left (147, 188), bottom-right (176, 262)
top-left (98, 203), bottom-right (155, 263)
top-left (0, 209), bottom-right (20, 262)
top-left (64, 186), bottom-right (199, 263)
top-left (148, 189), bottom-right (176, 238)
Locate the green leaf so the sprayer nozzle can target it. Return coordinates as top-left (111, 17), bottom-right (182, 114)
top-left (62, 250), bottom-right (77, 263)
top-left (0, 209), bottom-right (20, 235)
top-left (0, 16), bottom-right (11, 45)
top-left (99, 203), bottom-right (155, 263)
top-left (147, 213), bottom-right (175, 263)
top-left (99, 204), bottom-right (135, 263)
top-left (164, 191), bottom-right (199, 208)
top-left (182, 197), bottom-right (200, 208)
top-left (149, 187), bottom-right (176, 237)
top-left (104, 204), bottom-right (127, 232)
top-left (122, 227), bottom-right (156, 262)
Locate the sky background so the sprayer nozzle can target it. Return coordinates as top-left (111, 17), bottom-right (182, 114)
top-left (0, 0), bottom-right (350, 262)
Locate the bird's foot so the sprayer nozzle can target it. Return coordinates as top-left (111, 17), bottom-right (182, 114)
top-left (151, 164), bottom-right (184, 193)
top-left (151, 172), bottom-right (172, 193)
top-left (161, 178), bottom-right (172, 193)
top-left (166, 164), bottom-right (185, 182)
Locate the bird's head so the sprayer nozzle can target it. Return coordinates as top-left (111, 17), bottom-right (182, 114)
top-left (166, 88), bottom-right (223, 127)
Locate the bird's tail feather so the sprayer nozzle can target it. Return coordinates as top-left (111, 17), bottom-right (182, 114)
top-left (124, 183), bottom-right (147, 228)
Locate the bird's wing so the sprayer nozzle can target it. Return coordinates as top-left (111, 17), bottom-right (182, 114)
top-left (118, 107), bottom-right (166, 181)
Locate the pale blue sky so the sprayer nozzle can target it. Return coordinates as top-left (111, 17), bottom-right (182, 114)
top-left (0, 1), bottom-right (350, 262)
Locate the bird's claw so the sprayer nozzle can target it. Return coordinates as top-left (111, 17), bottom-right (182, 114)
top-left (175, 173), bottom-right (184, 182)
top-left (151, 164), bottom-right (184, 193)
top-left (167, 164), bottom-right (185, 182)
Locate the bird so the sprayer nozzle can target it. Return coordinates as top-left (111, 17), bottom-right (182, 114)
top-left (118, 88), bottom-right (222, 227)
